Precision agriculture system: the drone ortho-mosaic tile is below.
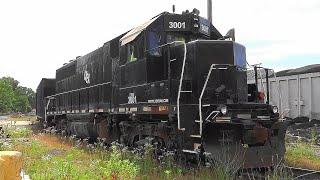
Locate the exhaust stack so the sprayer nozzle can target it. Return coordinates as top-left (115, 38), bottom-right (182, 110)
top-left (207, 0), bottom-right (212, 23)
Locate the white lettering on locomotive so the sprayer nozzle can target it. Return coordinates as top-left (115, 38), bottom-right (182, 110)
top-left (169, 21), bottom-right (186, 29)
top-left (128, 93), bottom-right (137, 104)
top-left (200, 24), bottom-right (209, 34)
top-left (84, 70), bottom-right (90, 84)
top-left (148, 99), bottom-right (169, 103)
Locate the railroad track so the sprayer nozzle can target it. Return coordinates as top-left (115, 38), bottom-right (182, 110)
top-left (285, 166), bottom-right (320, 180)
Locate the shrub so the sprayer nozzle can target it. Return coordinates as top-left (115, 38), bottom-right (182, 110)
top-left (102, 146), bottom-right (139, 179)
top-left (5, 127), bottom-right (32, 138)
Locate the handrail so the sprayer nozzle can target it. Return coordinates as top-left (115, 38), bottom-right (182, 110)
top-left (175, 41), bottom-right (187, 130)
top-left (46, 82), bottom-right (112, 98)
top-left (145, 40), bottom-right (187, 130)
top-left (144, 41), bottom-right (185, 54)
top-left (199, 64), bottom-right (232, 136)
top-left (144, 40), bottom-right (187, 130)
top-left (44, 98), bottom-right (52, 124)
top-left (199, 64), bottom-right (214, 136)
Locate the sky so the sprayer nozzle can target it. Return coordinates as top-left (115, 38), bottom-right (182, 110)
top-left (0, 0), bottom-right (319, 90)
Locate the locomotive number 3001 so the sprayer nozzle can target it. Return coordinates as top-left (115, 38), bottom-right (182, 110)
top-left (169, 21), bottom-right (186, 29)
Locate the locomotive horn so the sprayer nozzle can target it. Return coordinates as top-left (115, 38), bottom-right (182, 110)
top-left (225, 28), bottom-right (235, 41)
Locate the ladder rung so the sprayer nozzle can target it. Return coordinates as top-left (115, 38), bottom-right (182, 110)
top-left (195, 120), bottom-right (200, 123)
top-left (180, 91), bottom-right (192, 93)
top-left (202, 104), bottom-right (210, 107)
top-left (190, 135), bottom-right (201, 138)
top-left (211, 67), bottom-right (228, 70)
top-left (182, 149), bottom-right (198, 154)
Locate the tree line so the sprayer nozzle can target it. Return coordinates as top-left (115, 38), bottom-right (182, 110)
top-left (0, 77), bottom-right (35, 113)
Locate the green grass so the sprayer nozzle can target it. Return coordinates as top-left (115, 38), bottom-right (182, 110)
top-left (1, 126), bottom-right (306, 179)
top-left (5, 127), bottom-right (32, 138)
top-left (2, 130), bottom-right (181, 179)
top-left (285, 142), bottom-right (320, 170)
top-left (8, 115), bottom-right (37, 122)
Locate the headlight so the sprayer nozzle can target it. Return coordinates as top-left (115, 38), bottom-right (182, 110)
top-left (220, 106), bottom-right (228, 115)
top-left (272, 106), bottom-right (278, 114)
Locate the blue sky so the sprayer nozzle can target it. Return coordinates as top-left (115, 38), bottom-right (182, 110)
top-left (245, 40), bottom-right (320, 70)
top-left (263, 55), bottom-right (320, 71)
top-left (0, 0), bottom-right (319, 90)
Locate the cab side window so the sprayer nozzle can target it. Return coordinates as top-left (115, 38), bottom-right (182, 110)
top-left (148, 31), bottom-right (161, 56)
top-left (127, 44), bottom-right (137, 62)
top-left (126, 34), bottom-right (145, 63)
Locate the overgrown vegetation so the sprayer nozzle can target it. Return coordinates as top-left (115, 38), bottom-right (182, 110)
top-left (1, 127), bottom-right (182, 179)
top-left (8, 115), bottom-right (37, 123)
top-left (0, 76), bottom-right (35, 113)
top-left (3, 126), bottom-right (317, 179)
top-left (5, 127), bottom-right (33, 138)
top-left (285, 141), bottom-right (320, 170)
top-left (1, 127), bottom-right (230, 179)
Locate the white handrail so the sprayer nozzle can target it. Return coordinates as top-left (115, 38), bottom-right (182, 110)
top-left (199, 65), bottom-right (231, 135)
top-left (199, 64), bottom-right (215, 136)
top-left (176, 41), bottom-right (187, 130)
top-left (44, 98), bottom-right (52, 124)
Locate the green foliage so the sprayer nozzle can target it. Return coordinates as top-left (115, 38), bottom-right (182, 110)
top-left (0, 76), bottom-right (35, 113)
top-left (5, 127), bottom-right (33, 138)
top-left (1, 77), bottom-right (19, 90)
top-left (286, 142), bottom-right (318, 161)
top-left (285, 141), bottom-right (320, 170)
top-left (8, 131), bottom-right (307, 179)
top-left (0, 79), bottom-right (15, 113)
top-left (12, 93), bottom-right (31, 112)
top-left (15, 86), bottom-right (35, 109)
top-left (102, 146), bottom-right (139, 179)
top-left (18, 141), bottom-right (103, 180)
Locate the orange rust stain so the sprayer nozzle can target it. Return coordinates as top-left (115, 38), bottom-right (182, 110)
top-left (286, 158), bottom-right (320, 171)
top-left (33, 134), bottom-right (72, 150)
top-left (253, 126), bottom-right (268, 144)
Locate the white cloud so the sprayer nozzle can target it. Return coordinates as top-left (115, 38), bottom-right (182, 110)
top-left (0, 0), bottom-right (319, 90)
top-left (209, 0), bottom-right (320, 65)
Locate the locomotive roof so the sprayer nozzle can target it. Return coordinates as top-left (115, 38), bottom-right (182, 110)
top-left (120, 11), bottom-right (223, 46)
top-left (57, 10), bottom-right (223, 72)
top-left (120, 15), bottom-right (160, 46)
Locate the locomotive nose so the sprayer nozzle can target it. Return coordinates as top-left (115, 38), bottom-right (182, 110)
top-left (202, 123), bottom-right (277, 168)
top-left (202, 124), bottom-right (246, 167)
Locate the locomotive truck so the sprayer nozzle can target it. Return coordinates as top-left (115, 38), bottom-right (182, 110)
top-left (36, 9), bottom-right (288, 168)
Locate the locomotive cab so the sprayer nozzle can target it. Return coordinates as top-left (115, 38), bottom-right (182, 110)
top-left (117, 11), bottom-right (288, 168)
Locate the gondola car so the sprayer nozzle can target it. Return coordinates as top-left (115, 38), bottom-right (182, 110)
top-left (36, 9), bottom-right (288, 168)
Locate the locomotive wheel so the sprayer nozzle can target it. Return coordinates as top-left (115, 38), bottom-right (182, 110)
top-left (202, 124), bottom-right (245, 167)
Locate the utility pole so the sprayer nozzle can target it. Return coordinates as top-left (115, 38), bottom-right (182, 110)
top-left (207, 0), bottom-right (212, 23)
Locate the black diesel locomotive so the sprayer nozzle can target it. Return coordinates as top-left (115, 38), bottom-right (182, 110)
top-left (36, 9), bottom-right (288, 168)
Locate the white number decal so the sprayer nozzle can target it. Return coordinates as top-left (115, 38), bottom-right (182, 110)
top-left (200, 24), bottom-right (209, 34)
top-left (169, 22), bottom-right (186, 29)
